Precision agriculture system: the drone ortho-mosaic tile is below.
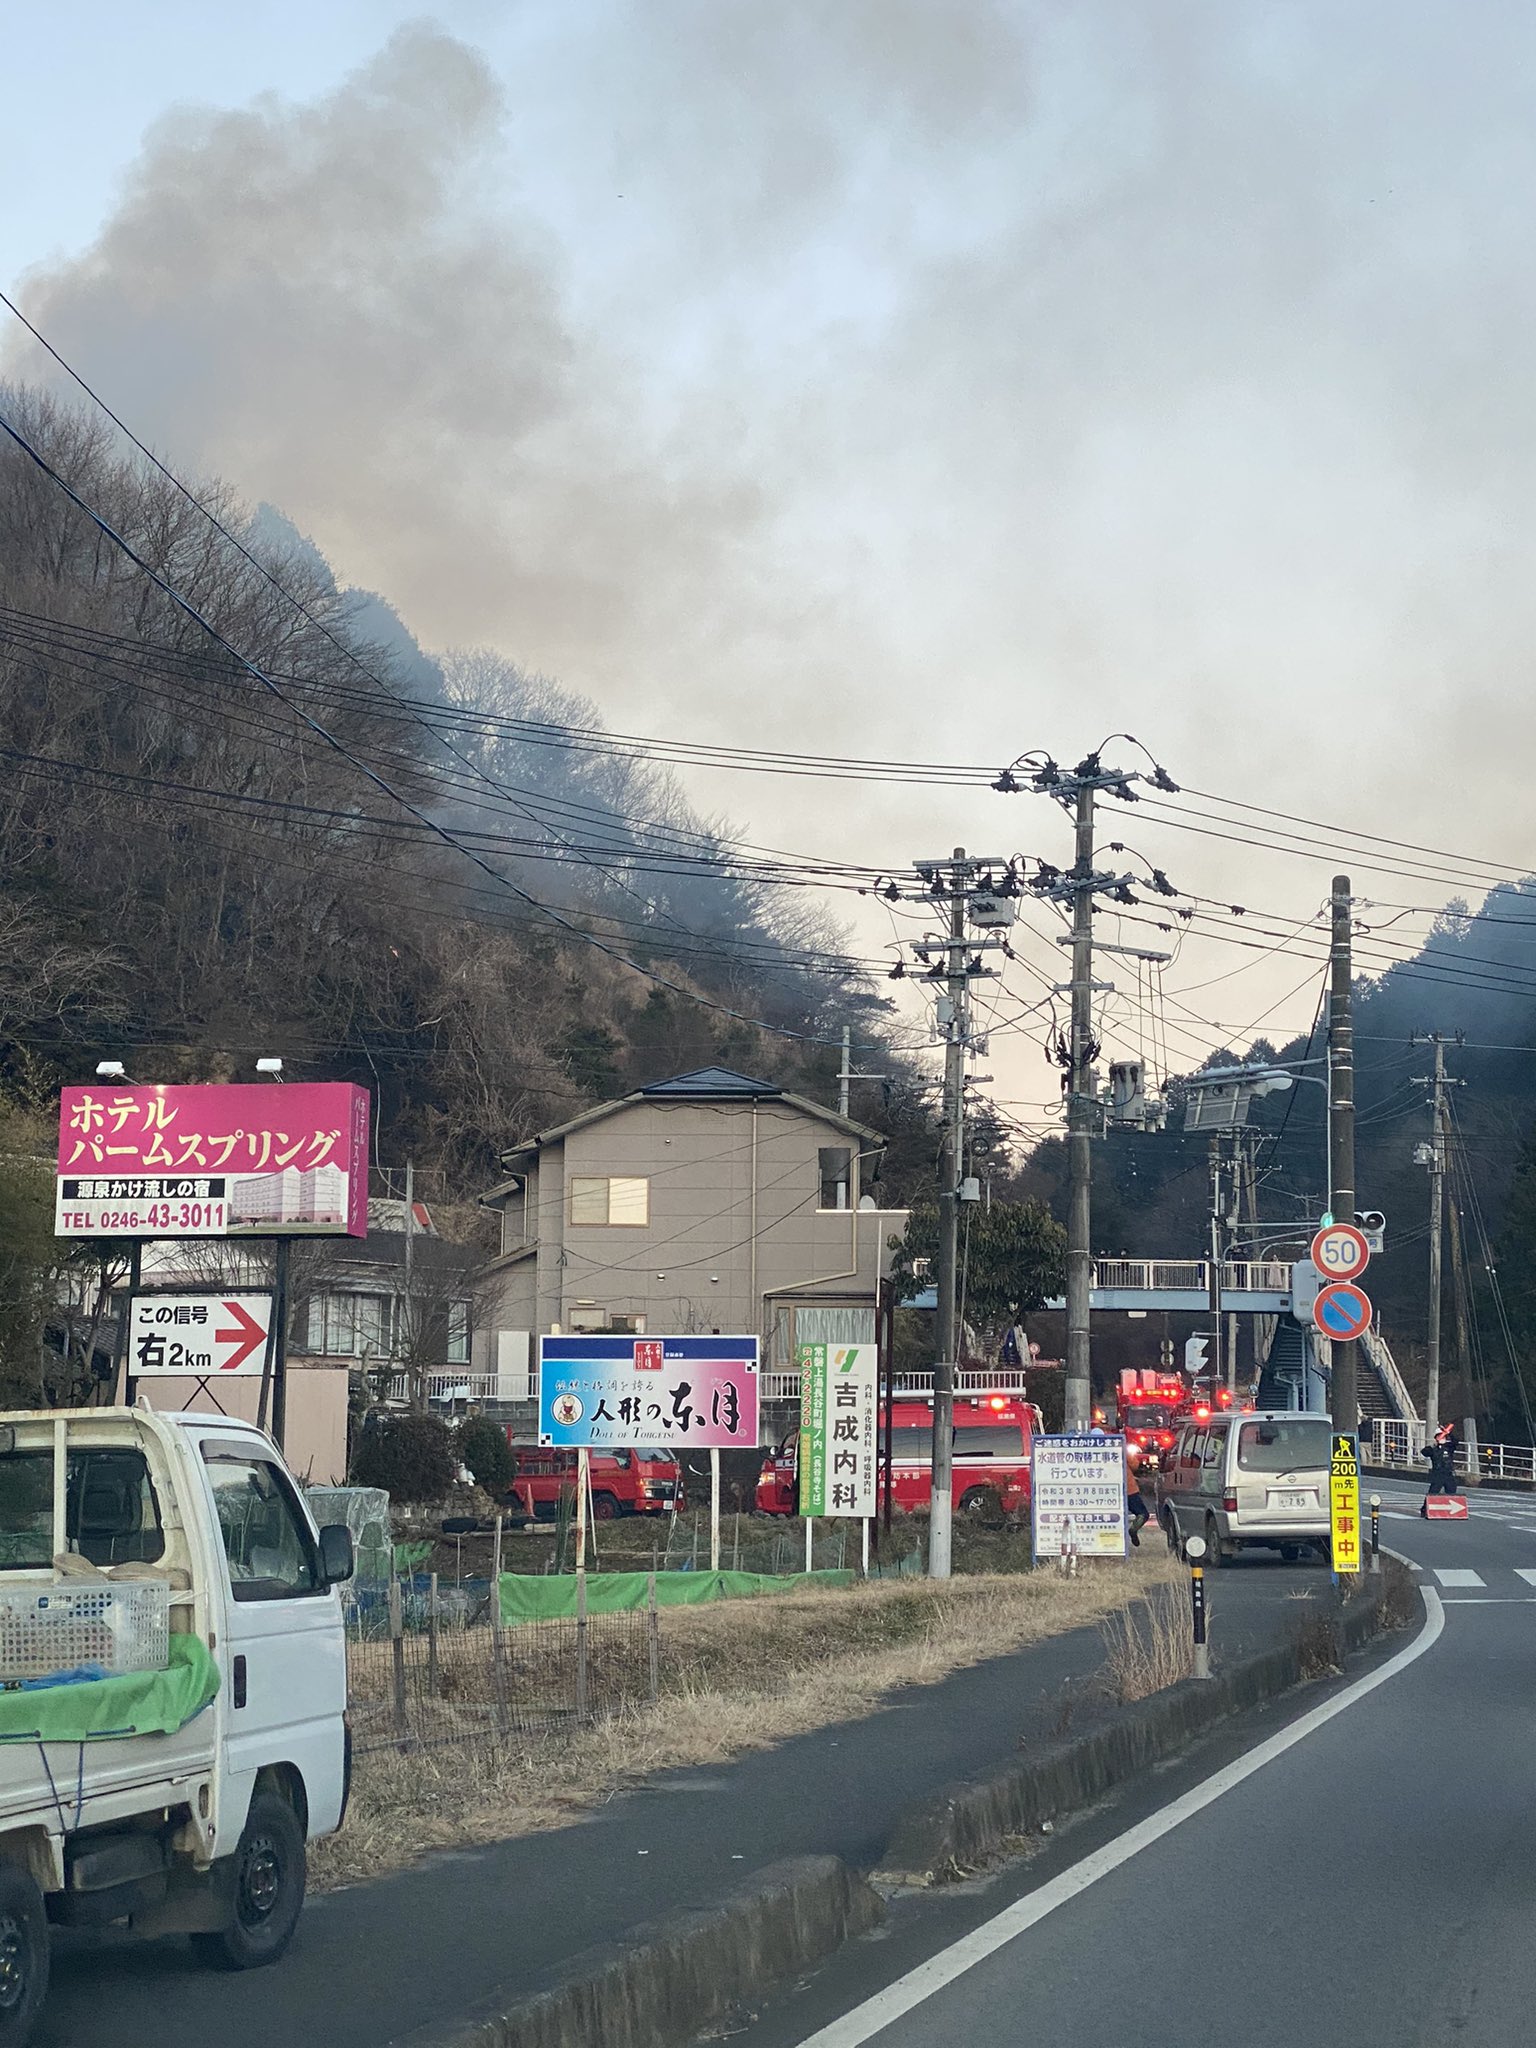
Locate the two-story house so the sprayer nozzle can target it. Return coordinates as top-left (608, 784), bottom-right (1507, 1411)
top-left (473, 1067), bottom-right (907, 1424)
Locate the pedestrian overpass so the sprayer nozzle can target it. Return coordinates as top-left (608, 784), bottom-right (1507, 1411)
top-left (1042, 1258), bottom-right (1294, 1314)
top-left (1037, 1258), bottom-right (1418, 1423)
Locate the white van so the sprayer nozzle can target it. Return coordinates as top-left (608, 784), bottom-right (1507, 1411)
top-left (0, 1407), bottom-right (353, 2043)
top-left (1159, 1409), bottom-right (1334, 1564)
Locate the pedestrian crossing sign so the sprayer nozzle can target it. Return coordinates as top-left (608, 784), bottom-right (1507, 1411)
top-left (1330, 1432), bottom-right (1361, 1574)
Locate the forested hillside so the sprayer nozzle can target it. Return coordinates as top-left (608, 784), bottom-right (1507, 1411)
top-left (0, 387), bottom-right (937, 1205)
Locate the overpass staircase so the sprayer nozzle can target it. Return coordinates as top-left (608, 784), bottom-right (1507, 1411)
top-left (1256, 1317), bottom-right (1418, 1423)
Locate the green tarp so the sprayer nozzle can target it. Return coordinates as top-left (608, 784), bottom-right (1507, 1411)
top-left (498, 1567), bottom-right (855, 1624)
top-left (0, 1633), bottom-right (220, 1744)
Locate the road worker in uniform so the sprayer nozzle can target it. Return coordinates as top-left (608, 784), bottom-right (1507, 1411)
top-left (1125, 1439), bottom-right (1151, 1548)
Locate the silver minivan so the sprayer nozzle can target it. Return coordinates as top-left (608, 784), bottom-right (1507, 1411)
top-left (1159, 1409), bottom-right (1333, 1564)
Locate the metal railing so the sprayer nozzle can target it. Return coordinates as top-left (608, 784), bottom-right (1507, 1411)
top-left (1359, 1325), bottom-right (1420, 1424)
top-left (758, 1366), bottom-right (1033, 1402)
top-left (380, 1370), bottom-right (532, 1405)
top-left (1090, 1259), bottom-right (1292, 1293)
top-left (1368, 1418), bottom-right (1536, 1484)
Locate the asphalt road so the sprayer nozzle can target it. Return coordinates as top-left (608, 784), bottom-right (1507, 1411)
top-left (742, 1478), bottom-right (1536, 2048)
top-left (33, 1487), bottom-right (1511, 2047)
top-left (32, 1544), bottom-right (1313, 2048)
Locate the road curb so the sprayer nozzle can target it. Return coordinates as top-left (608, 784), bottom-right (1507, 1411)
top-left (389, 1854), bottom-right (883, 2048)
top-left (875, 1569), bottom-right (1398, 1885)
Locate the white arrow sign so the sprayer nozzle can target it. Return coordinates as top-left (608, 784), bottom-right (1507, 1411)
top-left (128, 1293), bottom-right (273, 1377)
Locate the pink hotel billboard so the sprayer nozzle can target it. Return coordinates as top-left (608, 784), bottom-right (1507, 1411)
top-left (56, 1082), bottom-right (370, 1238)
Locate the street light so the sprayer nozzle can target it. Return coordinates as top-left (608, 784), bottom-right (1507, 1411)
top-left (94, 1061), bottom-right (127, 1080)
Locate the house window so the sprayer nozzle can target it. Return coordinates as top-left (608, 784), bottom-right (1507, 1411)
top-left (305, 1292), bottom-right (393, 1357)
top-left (769, 1302), bottom-right (876, 1367)
top-left (569, 1176), bottom-right (650, 1227)
top-left (446, 1300), bottom-right (470, 1366)
top-left (818, 1148), bottom-right (852, 1211)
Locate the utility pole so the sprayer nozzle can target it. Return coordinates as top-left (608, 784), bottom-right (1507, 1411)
top-left (403, 1159), bottom-right (418, 1412)
top-left (1207, 1135), bottom-right (1223, 1395)
top-left (930, 850), bottom-right (969, 1581)
top-left (1065, 780), bottom-right (1097, 1433)
top-left (1413, 1032), bottom-right (1464, 1438)
top-left (886, 848), bottom-right (1011, 1579)
top-left (1012, 747), bottom-right (1179, 1429)
top-left (1328, 876), bottom-right (1357, 1435)
top-left (836, 1023), bottom-right (885, 1120)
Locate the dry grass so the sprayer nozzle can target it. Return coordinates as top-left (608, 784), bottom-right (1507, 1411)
top-left (314, 1551), bottom-right (1180, 1890)
top-left (1099, 1582), bottom-right (1195, 1702)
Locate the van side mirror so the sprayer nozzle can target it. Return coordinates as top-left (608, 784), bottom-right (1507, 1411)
top-left (317, 1524), bottom-right (355, 1587)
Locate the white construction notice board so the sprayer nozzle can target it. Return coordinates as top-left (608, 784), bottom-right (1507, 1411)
top-left (1031, 1433), bottom-right (1128, 1560)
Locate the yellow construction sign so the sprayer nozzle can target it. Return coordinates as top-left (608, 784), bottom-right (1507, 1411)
top-left (1330, 1431), bottom-right (1361, 1575)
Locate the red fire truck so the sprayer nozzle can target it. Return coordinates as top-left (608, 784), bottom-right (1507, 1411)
top-left (754, 1393), bottom-right (1040, 1521)
top-left (499, 1440), bottom-right (685, 1518)
top-left (1109, 1372), bottom-right (1236, 1468)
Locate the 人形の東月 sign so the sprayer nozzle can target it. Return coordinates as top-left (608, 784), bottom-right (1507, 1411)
top-left (55, 1082), bottom-right (370, 1238)
top-left (539, 1334), bottom-right (759, 1449)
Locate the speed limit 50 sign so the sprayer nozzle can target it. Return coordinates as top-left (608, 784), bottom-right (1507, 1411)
top-left (1310, 1222), bottom-right (1370, 1282)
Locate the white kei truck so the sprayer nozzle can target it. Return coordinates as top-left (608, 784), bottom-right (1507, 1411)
top-left (0, 1406), bottom-right (354, 2043)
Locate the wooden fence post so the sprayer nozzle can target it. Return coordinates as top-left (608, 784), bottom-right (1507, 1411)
top-left (490, 1513), bottom-right (510, 1737)
top-left (647, 1571), bottom-right (659, 1706)
top-left (575, 1566), bottom-right (590, 1724)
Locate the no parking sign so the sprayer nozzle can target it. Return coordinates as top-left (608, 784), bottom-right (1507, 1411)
top-left (1314, 1281), bottom-right (1373, 1343)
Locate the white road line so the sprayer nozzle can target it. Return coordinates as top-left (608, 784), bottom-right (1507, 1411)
top-left (792, 1593), bottom-right (1445, 2048)
top-left (1432, 1568), bottom-right (1485, 1588)
top-left (1515, 1569), bottom-right (1536, 1587)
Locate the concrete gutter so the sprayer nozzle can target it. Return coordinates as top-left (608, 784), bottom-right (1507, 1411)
top-left (390, 1855), bottom-right (883, 2048)
top-left (395, 1569), bottom-right (1403, 2048)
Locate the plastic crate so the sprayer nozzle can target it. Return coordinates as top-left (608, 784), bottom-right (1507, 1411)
top-left (0, 1581), bottom-right (170, 1680)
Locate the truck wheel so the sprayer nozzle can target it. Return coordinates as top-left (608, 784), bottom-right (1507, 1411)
top-left (0, 1863), bottom-right (48, 2042)
top-left (959, 1486), bottom-right (1001, 1522)
top-left (590, 1492), bottom-right (621, 1520)
top-left (192, 1791), bottom-right (306, 1971)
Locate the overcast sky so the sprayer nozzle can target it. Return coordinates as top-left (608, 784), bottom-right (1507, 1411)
top-left (5, 2), bottom-right (1533, 1129)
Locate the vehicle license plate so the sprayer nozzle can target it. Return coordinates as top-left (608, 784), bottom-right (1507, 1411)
top-left (1270, 1490), bottom-right (1311, 1510)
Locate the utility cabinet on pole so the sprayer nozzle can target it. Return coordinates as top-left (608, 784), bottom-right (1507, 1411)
top-left (1328, 876), bottom-right (1357, 1435)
